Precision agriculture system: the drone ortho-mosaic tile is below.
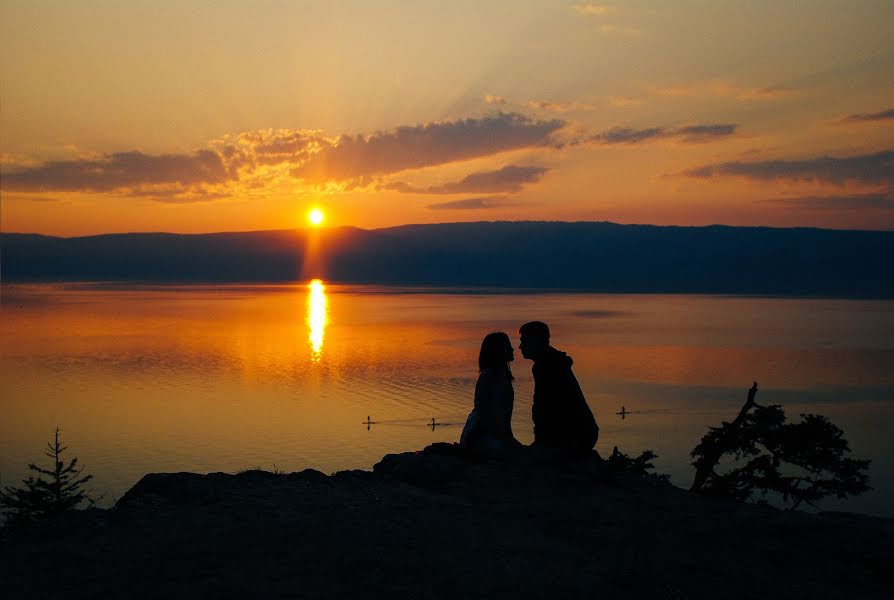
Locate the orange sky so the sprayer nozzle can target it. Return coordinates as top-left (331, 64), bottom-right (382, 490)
top-left (2, 1), bottom-right (893, 236)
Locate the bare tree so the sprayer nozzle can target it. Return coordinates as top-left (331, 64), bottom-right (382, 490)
top-left (690, 383), bottom-right (871, 509)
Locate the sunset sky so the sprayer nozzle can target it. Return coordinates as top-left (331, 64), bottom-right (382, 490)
top-left (2, 0), bottom-right (892, 236)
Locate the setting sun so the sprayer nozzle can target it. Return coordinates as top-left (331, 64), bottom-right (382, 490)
top-left (308, 208), bottom-right (324, 226)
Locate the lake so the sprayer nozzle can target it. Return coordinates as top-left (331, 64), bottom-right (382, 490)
top-left (1, 283), bottom-right (892, 516)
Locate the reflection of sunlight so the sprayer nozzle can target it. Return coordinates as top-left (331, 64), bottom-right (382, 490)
top-left (307, 279), bottom-right (328, 361)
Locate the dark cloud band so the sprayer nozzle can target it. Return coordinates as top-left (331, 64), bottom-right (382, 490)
top-left (426, 196), bottom-right (509, 210)
top-left (292, 113), bottom-right (563, 183)
top-left (687, 150), bottom-right (894, 186)
top-left (843, 108), bottom-right (894, 123)
top-left (589, 123), bottom-right (736, 145)
top-left (3, 150), bottom-right (230, 193)
top-left (387, 165), bottom-right (548, 194)
top-left (765, 192), bottom-right (894, 211)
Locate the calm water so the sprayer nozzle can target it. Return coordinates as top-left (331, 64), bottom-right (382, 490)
top-left (2, 284), bottom-right (893, 517)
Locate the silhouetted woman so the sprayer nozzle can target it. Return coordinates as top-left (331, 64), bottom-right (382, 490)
top-left (460, 332), bottom-right (521, 451)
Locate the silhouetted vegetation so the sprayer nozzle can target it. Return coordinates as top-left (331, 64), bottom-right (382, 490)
top-left (690, 382), bottom-right (871, 509)
top-left (0, 427), bottom-right (97, 528)
top-left (607, 447), bottom-right (669, 481)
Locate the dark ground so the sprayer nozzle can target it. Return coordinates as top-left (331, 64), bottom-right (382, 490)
top-left (2, 446), bottom-right (892, 599)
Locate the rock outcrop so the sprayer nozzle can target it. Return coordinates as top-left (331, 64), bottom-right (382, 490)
top-left (2, 444), bottom-right (892, 599)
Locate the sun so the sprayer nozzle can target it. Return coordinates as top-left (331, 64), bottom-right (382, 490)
top-left (308, 208), bottom-right (325, 226)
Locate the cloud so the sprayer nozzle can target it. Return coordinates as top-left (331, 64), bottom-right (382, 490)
top-left (765, 192), bottom-right (894, 210)
top-left (291, 113), bottom-right (564, 184)
top-left (842, 108), bottom-right (894, 123)
top-left (0, 127), bottom-right (329, 201)
top-left (648, 84), bottom-right (702, 97)
top-left (595, 127), bottom-right (664, 144)
top-left (572, 4), bottom-right (615, 16)
top-left (0, 115), bottom-right (562, 199)
top-left (607, 96), bottom-right (645, 108)
top-left (224, 128), bottom-right (328, 168)
top-left (2, 193), bottom-right (60, 202)
top-left (686, 150), bottom-right (894, 186)
top-left (484, 94), bottom-right (507, 105)
top-left (387, 165), bottom-right (548, 194)
top-left (250, 130), bottom-right (325, 157)
top-left (426, 196), bottom-right (510, 210)
top-left (527, 99), bottom-right (597, 113)
top-left (649, 82), bottom-right (795, 101)
top-left (120, 185), bottom-right (233, 204)
top-left (3, 150), bottom-right (232, 193)
top-left (735, 86), bottom-right (796, 100)
top-left (674, 124), bottom-right (738, 142)
top-left (588, 123), bottom-right (736, 145)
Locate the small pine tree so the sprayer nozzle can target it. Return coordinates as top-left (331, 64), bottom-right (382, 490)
top-left (0, 427), bottom-right (96, 526)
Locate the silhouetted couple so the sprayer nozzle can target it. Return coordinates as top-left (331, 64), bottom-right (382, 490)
top-left (460, 321), bottom-right (599, 457)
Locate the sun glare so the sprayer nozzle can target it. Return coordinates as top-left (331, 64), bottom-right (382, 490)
top-left (308, 208), bottom-right (325, 226)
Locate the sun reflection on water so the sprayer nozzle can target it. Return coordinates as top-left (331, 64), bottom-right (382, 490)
top-left (307, 279), bottom-right (328, 361)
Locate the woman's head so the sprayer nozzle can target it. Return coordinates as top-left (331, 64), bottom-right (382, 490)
top-left (479, 332), bottom-right (514, 377)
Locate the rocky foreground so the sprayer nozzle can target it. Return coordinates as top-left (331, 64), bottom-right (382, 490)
top-left (2, 445), bottom-right (892, 599)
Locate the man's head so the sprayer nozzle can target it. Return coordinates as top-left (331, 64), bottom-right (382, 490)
top-left (519, 321), bottom-right (550, 361)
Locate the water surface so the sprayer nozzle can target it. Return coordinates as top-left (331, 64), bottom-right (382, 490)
top-left (2, 284), bottom-right (892, 516)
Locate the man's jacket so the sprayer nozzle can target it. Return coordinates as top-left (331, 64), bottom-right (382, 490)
top-left (532, 347), bottom-right (599, 450)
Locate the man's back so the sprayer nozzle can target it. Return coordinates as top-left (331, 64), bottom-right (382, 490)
top-left (531, 347), bottom-right (598, 451)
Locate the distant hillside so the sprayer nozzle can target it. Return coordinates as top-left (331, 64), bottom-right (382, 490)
top-left (2, 221), bottom-right (893, 296)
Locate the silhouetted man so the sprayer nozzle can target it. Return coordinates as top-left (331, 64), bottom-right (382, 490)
top-left (519, 321), bottom-right (598, 452)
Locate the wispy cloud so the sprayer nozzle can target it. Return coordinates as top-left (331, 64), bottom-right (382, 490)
top-left (673, 124), bottom-right (738, 142)
top-left (595, 127), bottom-right (664, 144)
top-left (765, 192), bottom-right (894, 211)
top-left (606, 96), bottom-right (645, 108)
top-left (247, 129), bottom-right (326, 160)
top-left (426, 196), bottom-right (510, 210)
top-left (291, 113), bottom-right (564, 185)
top-left (217, 128), bottom-right (331, 172)
top-left (572, 4), bottom-right (615, 16)
top-left (3, 150), bottom-right (232, 193)
top-left (386, 165), bottom-right (548, 194)
top-left (686, 150), bottom-right (894, 186)
top-left (2, 193), bottom-right (61, 202)
top-left (484, 94), bottom-right (507, 105)
top-left (527, 99), bottom-right (597, 113)
top-left (650, 81), bottom-right (796, 101)
top-left (120, 186), bottom-right (233, 204)
top-left (841, 108), bottom-right (894, 123)
top-left (587, 123), bottom-right (737, 145)
top-left (571, 4), bottom-right (641, 34)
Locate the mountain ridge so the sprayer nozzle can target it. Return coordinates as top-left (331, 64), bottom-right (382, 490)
top-left (2, 221), bottom-right (892, 296)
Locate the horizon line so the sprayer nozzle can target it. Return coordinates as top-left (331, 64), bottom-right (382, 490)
top-left (5, 219), bottom-right (894, 239)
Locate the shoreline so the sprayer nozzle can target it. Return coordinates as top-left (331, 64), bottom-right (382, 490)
top-left (7, 280), bottom-right (894, 301)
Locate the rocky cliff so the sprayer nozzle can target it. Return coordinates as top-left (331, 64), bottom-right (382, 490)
top-left (1, 445), bottom-right (892, 599)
